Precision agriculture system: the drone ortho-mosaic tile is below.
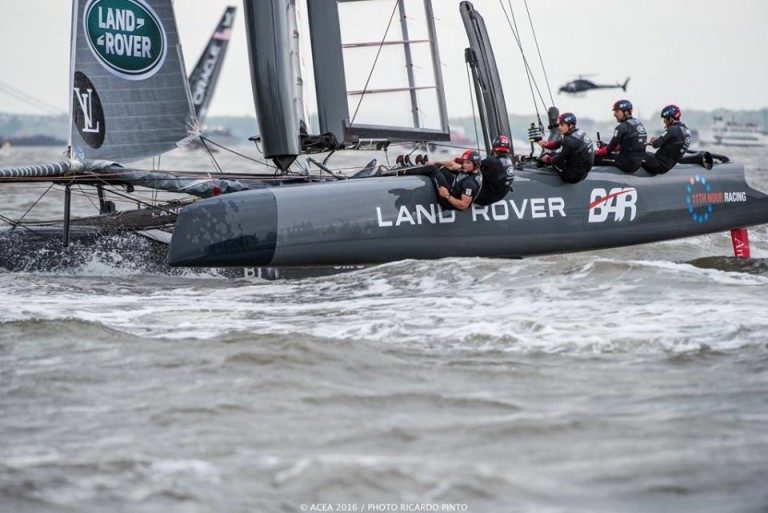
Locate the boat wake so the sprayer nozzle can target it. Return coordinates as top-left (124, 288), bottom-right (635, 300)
top-left (687, 255), bottom-right (768, 275)
top-left (0, 231), bottom-right (172, 275)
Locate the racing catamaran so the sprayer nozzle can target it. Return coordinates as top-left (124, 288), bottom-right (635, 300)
top-left (1, 0), bottom-right (766, 276)
top-left (167, 0), bottom-right (767, 267)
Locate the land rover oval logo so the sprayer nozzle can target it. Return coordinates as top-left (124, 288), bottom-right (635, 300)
top-left (84, 0), bottom-right (167, 81)
top-left (72, 71), bottom-right (106, 149)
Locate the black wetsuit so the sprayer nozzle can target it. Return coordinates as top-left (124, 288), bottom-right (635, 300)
top-left (442, 169), bottom-right (481, 209)
top-left (595, 117), bottom-right (648, 173)
top-left (476, 154), bottom-right (514, 205)
top-left (401, 164), bottom-right (482, 209)
top-left (642, 122), bottom-right (692, 175)
top-left (543, 128), bottom-right (595, 183)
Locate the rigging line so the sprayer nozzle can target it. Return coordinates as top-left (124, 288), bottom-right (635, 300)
top-left (465, 61), bottom-right (482, 153)
top-left (0, 81), bottom-right (67, 115)
top-left (8, 182), bottom-right (56, 228)
top-left (199, 137), bottom-right (224, 174)
top-left (76, 176), bottom-right (190, 217)
top-left (154, 154), bottom-right (161, 209)
top-left (150, 156), bottom-right (159, 205)
top-left (498, 0), bottom-right (546, 121)
top-left (502, 0), bottom-right (546, 108)
top-left (523, 0), bottom-right (555, 107)
top-left (406, 145), bottom-right (421, 158)
top-left (76, 183), bottom-right (101, 213)
top-left (0, 213), bottom-right (59, 241)
top-left (69, 183), bottom-right (139, 214)
top-left (503, 0), bottom-right (548, 113)
top-left (348, 0), bottom-right (400, 130)
top-left (497, 0), bottom-right (541, 120)
top-left (200, 136), bottom-right (276, 169)
top-left (151, 154), bottom-right (161, 205)
top-left (2, 183), bottom-right (61, 241)
top-left (418, 141), bottom-right (477, 151)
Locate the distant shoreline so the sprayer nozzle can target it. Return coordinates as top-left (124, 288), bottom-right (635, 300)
top-left (2, 109), bottom-right (766, 144)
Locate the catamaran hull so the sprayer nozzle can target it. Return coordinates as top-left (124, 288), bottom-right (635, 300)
top-left (168, 163), bottom-right (768, 267)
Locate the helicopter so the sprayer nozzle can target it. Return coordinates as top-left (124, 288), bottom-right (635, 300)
top-left (559, 76), bottom-right (630, 94)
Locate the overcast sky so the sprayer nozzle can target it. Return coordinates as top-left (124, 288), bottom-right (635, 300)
top-left (1, 0), bottom-right (766, 125)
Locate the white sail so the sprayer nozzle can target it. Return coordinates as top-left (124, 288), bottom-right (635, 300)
top-left (188, 6), bottom-right (237, 125)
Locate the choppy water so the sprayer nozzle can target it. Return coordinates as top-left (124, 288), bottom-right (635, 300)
top-left (1, 145), bottom-right (768, 513)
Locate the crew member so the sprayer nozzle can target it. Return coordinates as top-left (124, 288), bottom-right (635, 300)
top-left (537, 112), bottom-right (594, 183)
top-left (400, 150), bottom-right (483, 211)
top-left (594, 99), bottom-right (648, 173)
top-left (476, 135), bottom-right (515, 205)
top-left (642, 104), bottom-right (692, 175)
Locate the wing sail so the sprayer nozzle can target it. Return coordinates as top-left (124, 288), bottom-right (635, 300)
top-left (188, 6), bottom-right (237, 124)
top-left (308, 0), bottom-right (450, 146)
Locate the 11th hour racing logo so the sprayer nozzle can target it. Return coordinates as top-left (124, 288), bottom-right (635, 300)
top-left (686, 175), bottom-right (747, 223)
top-left (84, 0), bottom-right (167, 80)
top-left (588, 187), bottom-right (637, 223)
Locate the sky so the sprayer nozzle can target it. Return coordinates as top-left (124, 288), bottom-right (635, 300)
top-left (1, 0), bottom-right (766, 125)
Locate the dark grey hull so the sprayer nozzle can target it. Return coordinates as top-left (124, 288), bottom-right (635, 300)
top-left (169, 162), bottom-right (768, 267)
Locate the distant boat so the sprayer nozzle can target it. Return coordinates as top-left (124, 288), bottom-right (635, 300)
top-left (699, 117), bottom-right (767, 147)
top-left (188, 6), bottom-right (239, 149)
top-left (0, 134), bottom-right (66, 147)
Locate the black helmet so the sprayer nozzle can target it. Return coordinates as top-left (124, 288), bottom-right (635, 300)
top-left (492, 135), bottom-right (511, 153)
top-left (557, 112), bottom-right (577, 125)
top-left (467, 150), bottom-right (482, 165)
top-left (612, 99), bottom-right (633, 113)
top-left (456, 149), bottom-right (482, 167)
top-left (660, 104), bottom-right (681, 120)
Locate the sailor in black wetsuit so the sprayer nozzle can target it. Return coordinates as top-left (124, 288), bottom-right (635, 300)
top-left (537, 112), bottom-right (595, 183)
top-left (400, 150), bottom-right (483, 210)
top-left (642, 104), bottom-right (692, 175)
top-left (475, 135), bottom-right (515, 205)
top-left (594, 99), bottom-right (648, 173)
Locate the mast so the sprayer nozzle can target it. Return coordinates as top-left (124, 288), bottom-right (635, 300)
top-left (460, 1), bottom-right (511, 154)
top-left (288, 0), bottom-right (311, 132)
top-left (398, 0), bottom-right (420, 129)
top-left (242, 0), bottom-right (450, 160)
top-left (306, 0), bottom-right (346, 145)
top-left (243, 0), bottom-right (300, 171)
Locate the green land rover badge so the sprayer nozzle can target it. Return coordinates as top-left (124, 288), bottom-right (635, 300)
top-left (84, 0), bottom-right (167, 80)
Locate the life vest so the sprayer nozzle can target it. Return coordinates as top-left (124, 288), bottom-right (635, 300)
top-left (475, 155), bottom-right (514, 205)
